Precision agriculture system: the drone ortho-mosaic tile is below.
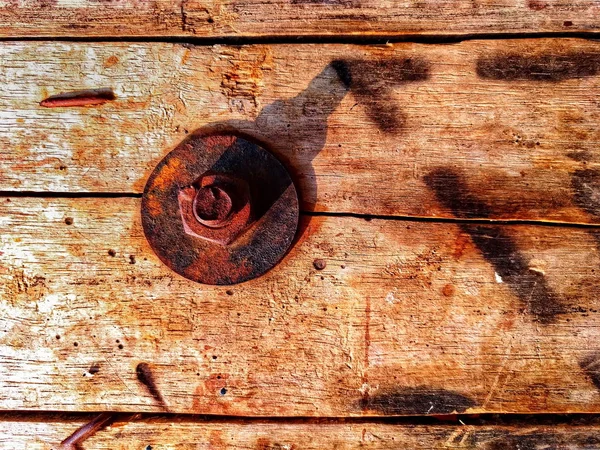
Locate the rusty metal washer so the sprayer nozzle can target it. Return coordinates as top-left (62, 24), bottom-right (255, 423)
top-left (142, 133), bottom-right (299, 285)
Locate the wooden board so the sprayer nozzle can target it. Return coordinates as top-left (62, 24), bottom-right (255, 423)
top-left (1, 1), bottom-right (600, 38)
top-left (2, 40), bottom-right (600, 224)
top-left (2, 415), bottom-right (600, 449)
top-left (1, 197), bottom-right (600, 414)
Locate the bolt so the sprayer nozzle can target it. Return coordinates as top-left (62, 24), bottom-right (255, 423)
top-left (193, 175), bottom-right (236, 228)
top-left (178, 173), bottom-right (252, 245)
top-left (142, 134), bottom-right (300, 285)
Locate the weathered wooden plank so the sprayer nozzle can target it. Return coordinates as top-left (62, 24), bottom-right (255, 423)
top-left (1, 197), bottom-right (600, 414)
top-left (2, 415), bottom-right (600, 450)
top-left (0, 0), bottom-right (599, 38)
top-left (1, 40), bottom-right (600, 223)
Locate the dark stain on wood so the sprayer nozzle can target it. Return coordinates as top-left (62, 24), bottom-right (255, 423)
top-left (424, 168), bottom-right (563, 323)
top-left (331, 58), bottom-right (430, 133)
top-left (572, 169), bottom-right (600, 252)
top-left (566, 151), bottom-right (593, 162)
top-left (474, 430), bottom-right (600, 449)
top-left (580, 353), bottom-right (600, 390)
top-left (572, 169), bottom-right (600, 217)
top-left (358, 387), bottom-right (477, 415)
top-left (476, 53), bottom-right (600, 82)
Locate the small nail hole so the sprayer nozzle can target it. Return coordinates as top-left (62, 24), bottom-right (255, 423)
top-left (313, 259), bottom-right (326, 270)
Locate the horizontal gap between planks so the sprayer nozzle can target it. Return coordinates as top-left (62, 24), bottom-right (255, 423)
top-left (0, 31), bottom-right (598, 46)
top-left (2, 411), bottom-right (600, 426)
top-left (304, 211), bottom-right (600, 229)
top-left (1, 191), bottom-right (599, 229)
top-left (0, 191), bottom-right (142, 199)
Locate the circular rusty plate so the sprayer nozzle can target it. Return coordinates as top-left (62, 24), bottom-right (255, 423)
top-left (142, 133), bottom-right (299, 285)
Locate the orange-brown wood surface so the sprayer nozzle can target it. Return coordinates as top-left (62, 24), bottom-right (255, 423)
top-left (2, 4), bottom-right (600, 448)
top-left (2, 40), bottom-right (600, 224)
top-left (1, 197), bottom-right (600, 416)
top-left (0, 0), bottom-right (599, 38)
top-left (2, 414), bottom-right (600, 449)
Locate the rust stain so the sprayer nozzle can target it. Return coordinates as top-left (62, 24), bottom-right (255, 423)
top-left (442, 284), bottom-right (455, 297)
top-left (4, 267), bottom-right (48, 305)
top-left (219, 47), bottom-right (274, 112)
top-left (192, 373), bottom-right (232, 414)
top-left (453, 233), bottom-right (470, 260)
top-left (180, 47), bottom-right (192, 66)
top-left (103, 55), bottom-right (119, 68)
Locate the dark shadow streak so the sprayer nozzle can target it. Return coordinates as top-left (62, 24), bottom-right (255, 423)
top-left (471, 429), bottom-right (600, 450)
top-left (358, 387), bottom-right (477, 415)
top-left (424, 168), bottom-right (564, 324)
top-left (193, 62), bottom-right (348, 241)
top-left (572, 169), bottom-right (600, 261)
top-left (580, 353), bottom-right (600, 391)
top-left (136, 362), bottom-right (169, 412)
top-left (200, 57), bottom-right (430, 242)
top-left (477, 52), bottom-right (600, 81)
top-left (331, 58), bottom-right (430, 133)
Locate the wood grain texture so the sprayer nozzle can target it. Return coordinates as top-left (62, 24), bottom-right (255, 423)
top-left (1, 197), bottom-right (600, 414)
top-left (0, 0), bottom-right (599, 38)
top-left (2, 415), bottom-right (600, 449)
top-left (2, 40), bottom-right (600, 223)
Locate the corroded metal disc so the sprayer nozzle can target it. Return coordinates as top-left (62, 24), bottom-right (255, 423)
top-left (142, 133), bottom-right (299, 285)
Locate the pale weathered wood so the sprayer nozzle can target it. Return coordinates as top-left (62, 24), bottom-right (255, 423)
top-left (1, 197), bottom-right (600, 414)
top-left (2, 415), bottom-right (600, 450)
top-left (0, 0), bottom-right (599, 38)
top-left (1, 40), bottom-right (600, 223)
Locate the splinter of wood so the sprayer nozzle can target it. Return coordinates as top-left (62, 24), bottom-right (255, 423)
top-left (40, 88), bottom-right (115, 107)
top-left (136, 362), bottom-right (169, 411)
top-left (58, 412), bottom-right (114, 449)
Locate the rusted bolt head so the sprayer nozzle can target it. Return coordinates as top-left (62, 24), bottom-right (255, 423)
top-left (194, 184), bottom-right (233, 226)
top-left (178, 173), bottom-right (252, 245)
top-left (142, 133), bottom-right (299, 285)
